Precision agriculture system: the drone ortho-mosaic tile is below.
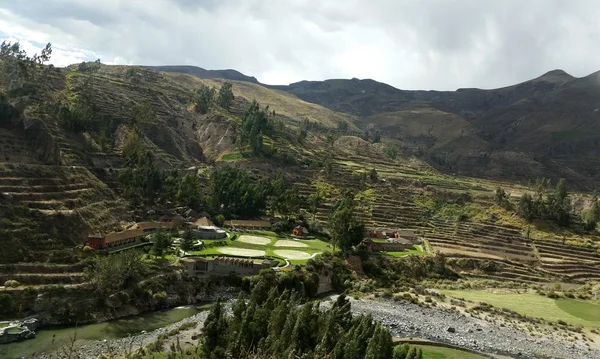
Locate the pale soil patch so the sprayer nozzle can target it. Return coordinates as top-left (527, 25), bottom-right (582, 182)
top-left (238, 235), bottom-right (271, 245)
top-left (217, 247), bottom-right (265, 257)
top-left (273, 250), bottom-right (312, 260)
top-left (274, 240), bottom-right (309, 248)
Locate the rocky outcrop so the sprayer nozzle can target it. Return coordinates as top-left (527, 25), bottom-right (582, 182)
top-left (0, 318), bottom-right (38, 344)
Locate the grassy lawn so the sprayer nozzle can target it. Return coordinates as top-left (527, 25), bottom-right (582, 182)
top-left (187, 232), bottom-right (332, 265)
top-left (385, 245), bottom-right (428, 257)
top-left (414, 345), bottom-right (486, 359)
top-left (440, 289), bottom-right (600, 327)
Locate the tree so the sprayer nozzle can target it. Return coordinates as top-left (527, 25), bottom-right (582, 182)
top-left (217, 82), bottom-right (234, 110)
top-left (308, 193), bottom-right (324, 220)
top-left (384, 144), bottom-right (398, 160)
top-left (209, 165), bottom-right (269, 217)
top-left (329, 190), bottom-right (365, 252)
top-left (518, 193), bottom-right (535, 221)
top-left (369, 168), bottom-right (378, 183)
top-left (180, 229), bottom-right (195, 252)
top-left (195, 84), bottom-right (215, 114)
top-left (372, 130), bottom-right (381, 143)
top-left (240, 100), bottom-right (270, 155)
top-left (176, 173), bottom-right (203, 209)
top-left (547, 178), bottom-right (570, 227)
top-left (85, 250), bottom-right (144, 294)
top-left (203, 299), bottom-right (229, 354)
top-left (152, 229), bottom-right (171, 257)
top-left (393, 344), bottom-right (410, 359)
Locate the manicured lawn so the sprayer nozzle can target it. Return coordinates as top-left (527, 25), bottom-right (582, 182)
top-left (440, 290), bottom-right (600, 327)
top-left (385, 245), bottom-right (427, 257)
top-left (414, 345), bottom-right (486, 359)
top-left (188, 232), bottom-right (332, 265)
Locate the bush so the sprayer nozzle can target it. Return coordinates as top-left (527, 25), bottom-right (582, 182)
top-left (214, 214), bottom-right (225, 227)
top-left (4, 280), bottom-right (20, 288)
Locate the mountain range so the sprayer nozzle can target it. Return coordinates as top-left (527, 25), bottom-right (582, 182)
top-left (148, 65), bottom-right (600, 189)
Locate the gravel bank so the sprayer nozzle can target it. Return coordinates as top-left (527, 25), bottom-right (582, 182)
top-left (66, 311), bottom-right (210, 359)
top-left (333, 297), bottom-right (600, 359)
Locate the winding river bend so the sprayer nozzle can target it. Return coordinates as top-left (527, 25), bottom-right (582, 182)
top-left (0, 305), bottom-right (208, 359)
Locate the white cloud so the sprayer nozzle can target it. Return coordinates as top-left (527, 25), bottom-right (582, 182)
top-left (1, 0), bottom-right (600, 90)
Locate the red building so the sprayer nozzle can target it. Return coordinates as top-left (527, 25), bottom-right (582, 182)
top-left (292, 225), bottom-right (309, 237)
top-left (85, 228), bottom-right (145, 250)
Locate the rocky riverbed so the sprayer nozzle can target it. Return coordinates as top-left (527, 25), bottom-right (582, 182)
top-left (334, 297), bottom-right (600, 359)
top-left (32, 311), bottom-right (211, 359)
top-left (32, 295), bottom-right (600, 359)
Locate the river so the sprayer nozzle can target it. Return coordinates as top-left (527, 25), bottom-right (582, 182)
top-left (0, 305), bottom-right (210, 359)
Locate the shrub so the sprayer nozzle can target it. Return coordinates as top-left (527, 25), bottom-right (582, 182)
top-left (4, 280), bottom-right (20, 288)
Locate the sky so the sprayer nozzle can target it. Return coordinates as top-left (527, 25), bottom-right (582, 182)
top-left (1, 0), bottom-right (599, 90)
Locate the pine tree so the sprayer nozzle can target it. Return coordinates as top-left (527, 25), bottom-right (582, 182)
top-left (217, 82), bottom-right (234, 110)
top-left (406, 347), bottom-right (418, 359)
top-left (180, 229), bottom-right (195, 252)
top-left (393, 344), bottom-right (410, 359)
top-left (203, 300), bottom-right (228, 354)
top-left (152, 229), bottom-right (171, 257)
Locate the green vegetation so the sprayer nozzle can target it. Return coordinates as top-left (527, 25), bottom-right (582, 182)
top-left (217, 81), bottom-right (234, 110)
top-left (240, 99), bottom-right (271, 155)
top-left (329, 190), bottom-right (365, 252)
top-left (189, 233), bottom-right (331, 265)
top-left (195, 84), bottom-right (216, 114)
top-left (153, 229), bottom-right (172, 257)
top-left (415, 345), bottom-right (486, 359)
top-left (85, 250), bottom-right (147, 295)
top-left (200, 287), bottom-right (401, 359)
top-left (440, 290), bottom-right (600, 327)
top-left (385, 245), bottom-right (427, 258)
top-left (180, 229), bottom-right (195, 252)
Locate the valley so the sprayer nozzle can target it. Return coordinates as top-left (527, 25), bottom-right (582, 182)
top-left (1, 46), bottom-right (600, 358)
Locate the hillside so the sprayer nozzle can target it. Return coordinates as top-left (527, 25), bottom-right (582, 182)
top-left (1, 56), bottom-right (600, 292)
top-left (163, 66), bottom-right (600, 188)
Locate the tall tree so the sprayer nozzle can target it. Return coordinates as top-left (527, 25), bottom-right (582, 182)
top-left (195, 84), bottom-right (215, 114)
top-left (203, 299), bottom-right (229, 355)
top-left (180, 229), bottom-right (195, 252)
top-left (329, 190), bottom-right (365, 252)
top-left (217, 82), bottom-right (234, 110)
top-left (547, 178), bottom-right (570, 227)
top-left (241, 100), bottom-right (270, 155)
top-left (152, 229), bottom-right (171, 257)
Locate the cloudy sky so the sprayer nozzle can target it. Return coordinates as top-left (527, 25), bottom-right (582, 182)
top-left (1, 0), bottom-right (599, 90)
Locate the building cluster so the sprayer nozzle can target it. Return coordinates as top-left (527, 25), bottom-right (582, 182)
top-left (360, 228), bottom-right (421, 252)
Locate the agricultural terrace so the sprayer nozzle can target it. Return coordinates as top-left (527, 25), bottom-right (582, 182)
top-left (187, 231), bottom-right (332, 265)
top-left (440, 289), bottom-right (600, 328)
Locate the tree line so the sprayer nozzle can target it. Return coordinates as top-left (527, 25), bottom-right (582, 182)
top-left (201, 285), bottom-right (422, 359)
top-left (497, 178), bottom-right (600, 230)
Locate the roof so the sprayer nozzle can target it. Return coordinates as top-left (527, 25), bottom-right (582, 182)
top-left (389, 238), bottom-right (413, 245)
top-left (225, 220), bottom-right (271, 228)
top-left (397, 230), bottom-right (417, 237)
top-left (104, 229), bottom-right (145, 244)
top-left (294, 225), bottom-right (308, 234)
top-left (214, 256), bottom-right (254, 265)
top-left (181, 257), bottom-right (209, 263)
top-left (133, 221), bottom-right (175, 230)
top-left (194, 216), bottom-right (215, 227)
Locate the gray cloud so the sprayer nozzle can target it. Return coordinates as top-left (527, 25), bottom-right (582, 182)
top-left (0, 0), bottom-right (599, 90)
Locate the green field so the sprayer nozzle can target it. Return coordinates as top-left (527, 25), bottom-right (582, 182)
top-left (385, 245), bottom-right (427, 257)
top-left (415, 345), bottom-right (486, 359)
top-left (441, 290), bottom-right (600, 327)
top-left (188, 231), bottom-right (332, 265)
